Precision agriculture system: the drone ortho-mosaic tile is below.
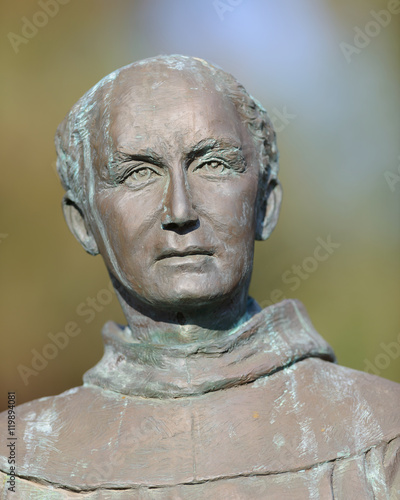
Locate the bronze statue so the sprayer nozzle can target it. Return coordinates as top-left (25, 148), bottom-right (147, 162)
top-left (1, 55), bottom-right (399, 498)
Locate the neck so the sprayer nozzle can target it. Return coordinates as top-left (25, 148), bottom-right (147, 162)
top-left (112, 280), bottom-right (260, 345)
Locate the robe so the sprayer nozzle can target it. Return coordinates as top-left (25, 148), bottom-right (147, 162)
top-left (1, 299), bottom-right (399, 499)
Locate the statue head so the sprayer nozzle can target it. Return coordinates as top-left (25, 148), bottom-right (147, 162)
top-left (55, 55), bottom-right (282, 327)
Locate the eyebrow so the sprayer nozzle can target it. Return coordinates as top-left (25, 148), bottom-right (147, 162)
top-left (183, 138), bottom-right (243, 162)
top-left (107, 148), bottom-right (165, 181)
top-left (110, 148), bottom-right (165, 168)
top-left (107, 137), bottom-right (244, 179)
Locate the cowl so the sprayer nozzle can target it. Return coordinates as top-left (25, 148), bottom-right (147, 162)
top-left (83, 299), bottom-right (336, 398)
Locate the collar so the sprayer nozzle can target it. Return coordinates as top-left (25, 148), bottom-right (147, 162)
top-left (83, 299), bottom-right (336, 398)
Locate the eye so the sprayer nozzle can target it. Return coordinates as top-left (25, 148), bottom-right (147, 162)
top-left (124, 166), bottom-right (159, 186)
top-left (196, 160), bottom-right (230, 175)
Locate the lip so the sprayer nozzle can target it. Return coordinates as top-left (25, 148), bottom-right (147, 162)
top-left (156, 246), bottom-right (215, 261)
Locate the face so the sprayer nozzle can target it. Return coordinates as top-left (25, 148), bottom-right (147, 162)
top-left (86, 65), bottom-right (261, 311)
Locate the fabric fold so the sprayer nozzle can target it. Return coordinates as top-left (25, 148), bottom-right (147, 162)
top-left (84, 298), bottom-right (336, 397)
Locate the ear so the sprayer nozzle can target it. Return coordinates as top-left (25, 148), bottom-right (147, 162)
top-left (62, 196), bottom-right (99, 255)
top-left (255, 178), bottom-right (283, 241)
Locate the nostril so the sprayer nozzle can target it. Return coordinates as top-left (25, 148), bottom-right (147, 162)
top-left (161, 218), bottom-right (199, 233)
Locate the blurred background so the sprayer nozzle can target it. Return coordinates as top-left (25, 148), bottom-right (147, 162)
top-left (0, 0), bottom-right (399, 411)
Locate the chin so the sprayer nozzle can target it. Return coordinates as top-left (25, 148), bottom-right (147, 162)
top-left (151, 281), bottom-right (233, 310)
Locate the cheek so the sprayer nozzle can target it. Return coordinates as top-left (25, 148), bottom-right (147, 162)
top-left (92, 192), bottom-right (143, 269)
top-left (199, 180), bottom-right (258, 240)
top-left (196, 182), bottom-right (257, 283)
top-left (234, 195), bottom-right (258, 235)
top-left (219, 186), bottom-right (258, 269)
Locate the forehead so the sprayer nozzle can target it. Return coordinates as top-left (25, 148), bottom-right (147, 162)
top-left (99, 64), bottom-right (251, 158)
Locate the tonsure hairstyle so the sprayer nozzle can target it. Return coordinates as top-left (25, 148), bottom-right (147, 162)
top-left (55, 55), bottom-right (279, 212)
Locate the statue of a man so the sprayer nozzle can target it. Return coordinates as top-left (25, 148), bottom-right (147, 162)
top-left (1, 55), bottom-right (399, 498)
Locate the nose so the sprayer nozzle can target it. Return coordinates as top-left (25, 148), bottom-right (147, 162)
top-left (161, 169), bottom-right (198, 231)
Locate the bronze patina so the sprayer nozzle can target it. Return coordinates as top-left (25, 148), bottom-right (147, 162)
top-left (0, 55), bottom-right (399, 498)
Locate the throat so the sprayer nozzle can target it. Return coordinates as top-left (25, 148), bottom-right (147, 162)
top-left (116, 294), bottom-right (260, 346)
top-left (125, 310), bottom-right (256, 346)
top-left (109, 274), bottom-right (259, 346)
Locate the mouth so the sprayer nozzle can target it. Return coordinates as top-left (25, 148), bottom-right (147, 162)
top-left (156, 246), bottom-right (215, 261)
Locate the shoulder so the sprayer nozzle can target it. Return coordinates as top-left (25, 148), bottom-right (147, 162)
top-left (0, 384), bottom-right (124, 437)
top-left (0, 385), bottom-right (116, 463)
top-left (301, 357), bottom-right (400, 426)
top-left (0, 384), bottom-right (128, 490)
top-left (0, 385), bottom-right (102, 424)
top-left (269, 357), bottom-right (400, 455)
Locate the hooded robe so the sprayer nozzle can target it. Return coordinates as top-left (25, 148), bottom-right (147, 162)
top-left (1, 299), bottom-right (399, 499)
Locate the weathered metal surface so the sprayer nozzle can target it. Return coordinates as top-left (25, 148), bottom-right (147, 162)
top-left (1, 300), bottom-right (400, 497)
top-left (1, 55), bottom-right (399, 498)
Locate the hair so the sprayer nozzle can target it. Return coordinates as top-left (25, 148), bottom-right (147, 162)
top-left (54, 55), bottom-right (279, 207)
